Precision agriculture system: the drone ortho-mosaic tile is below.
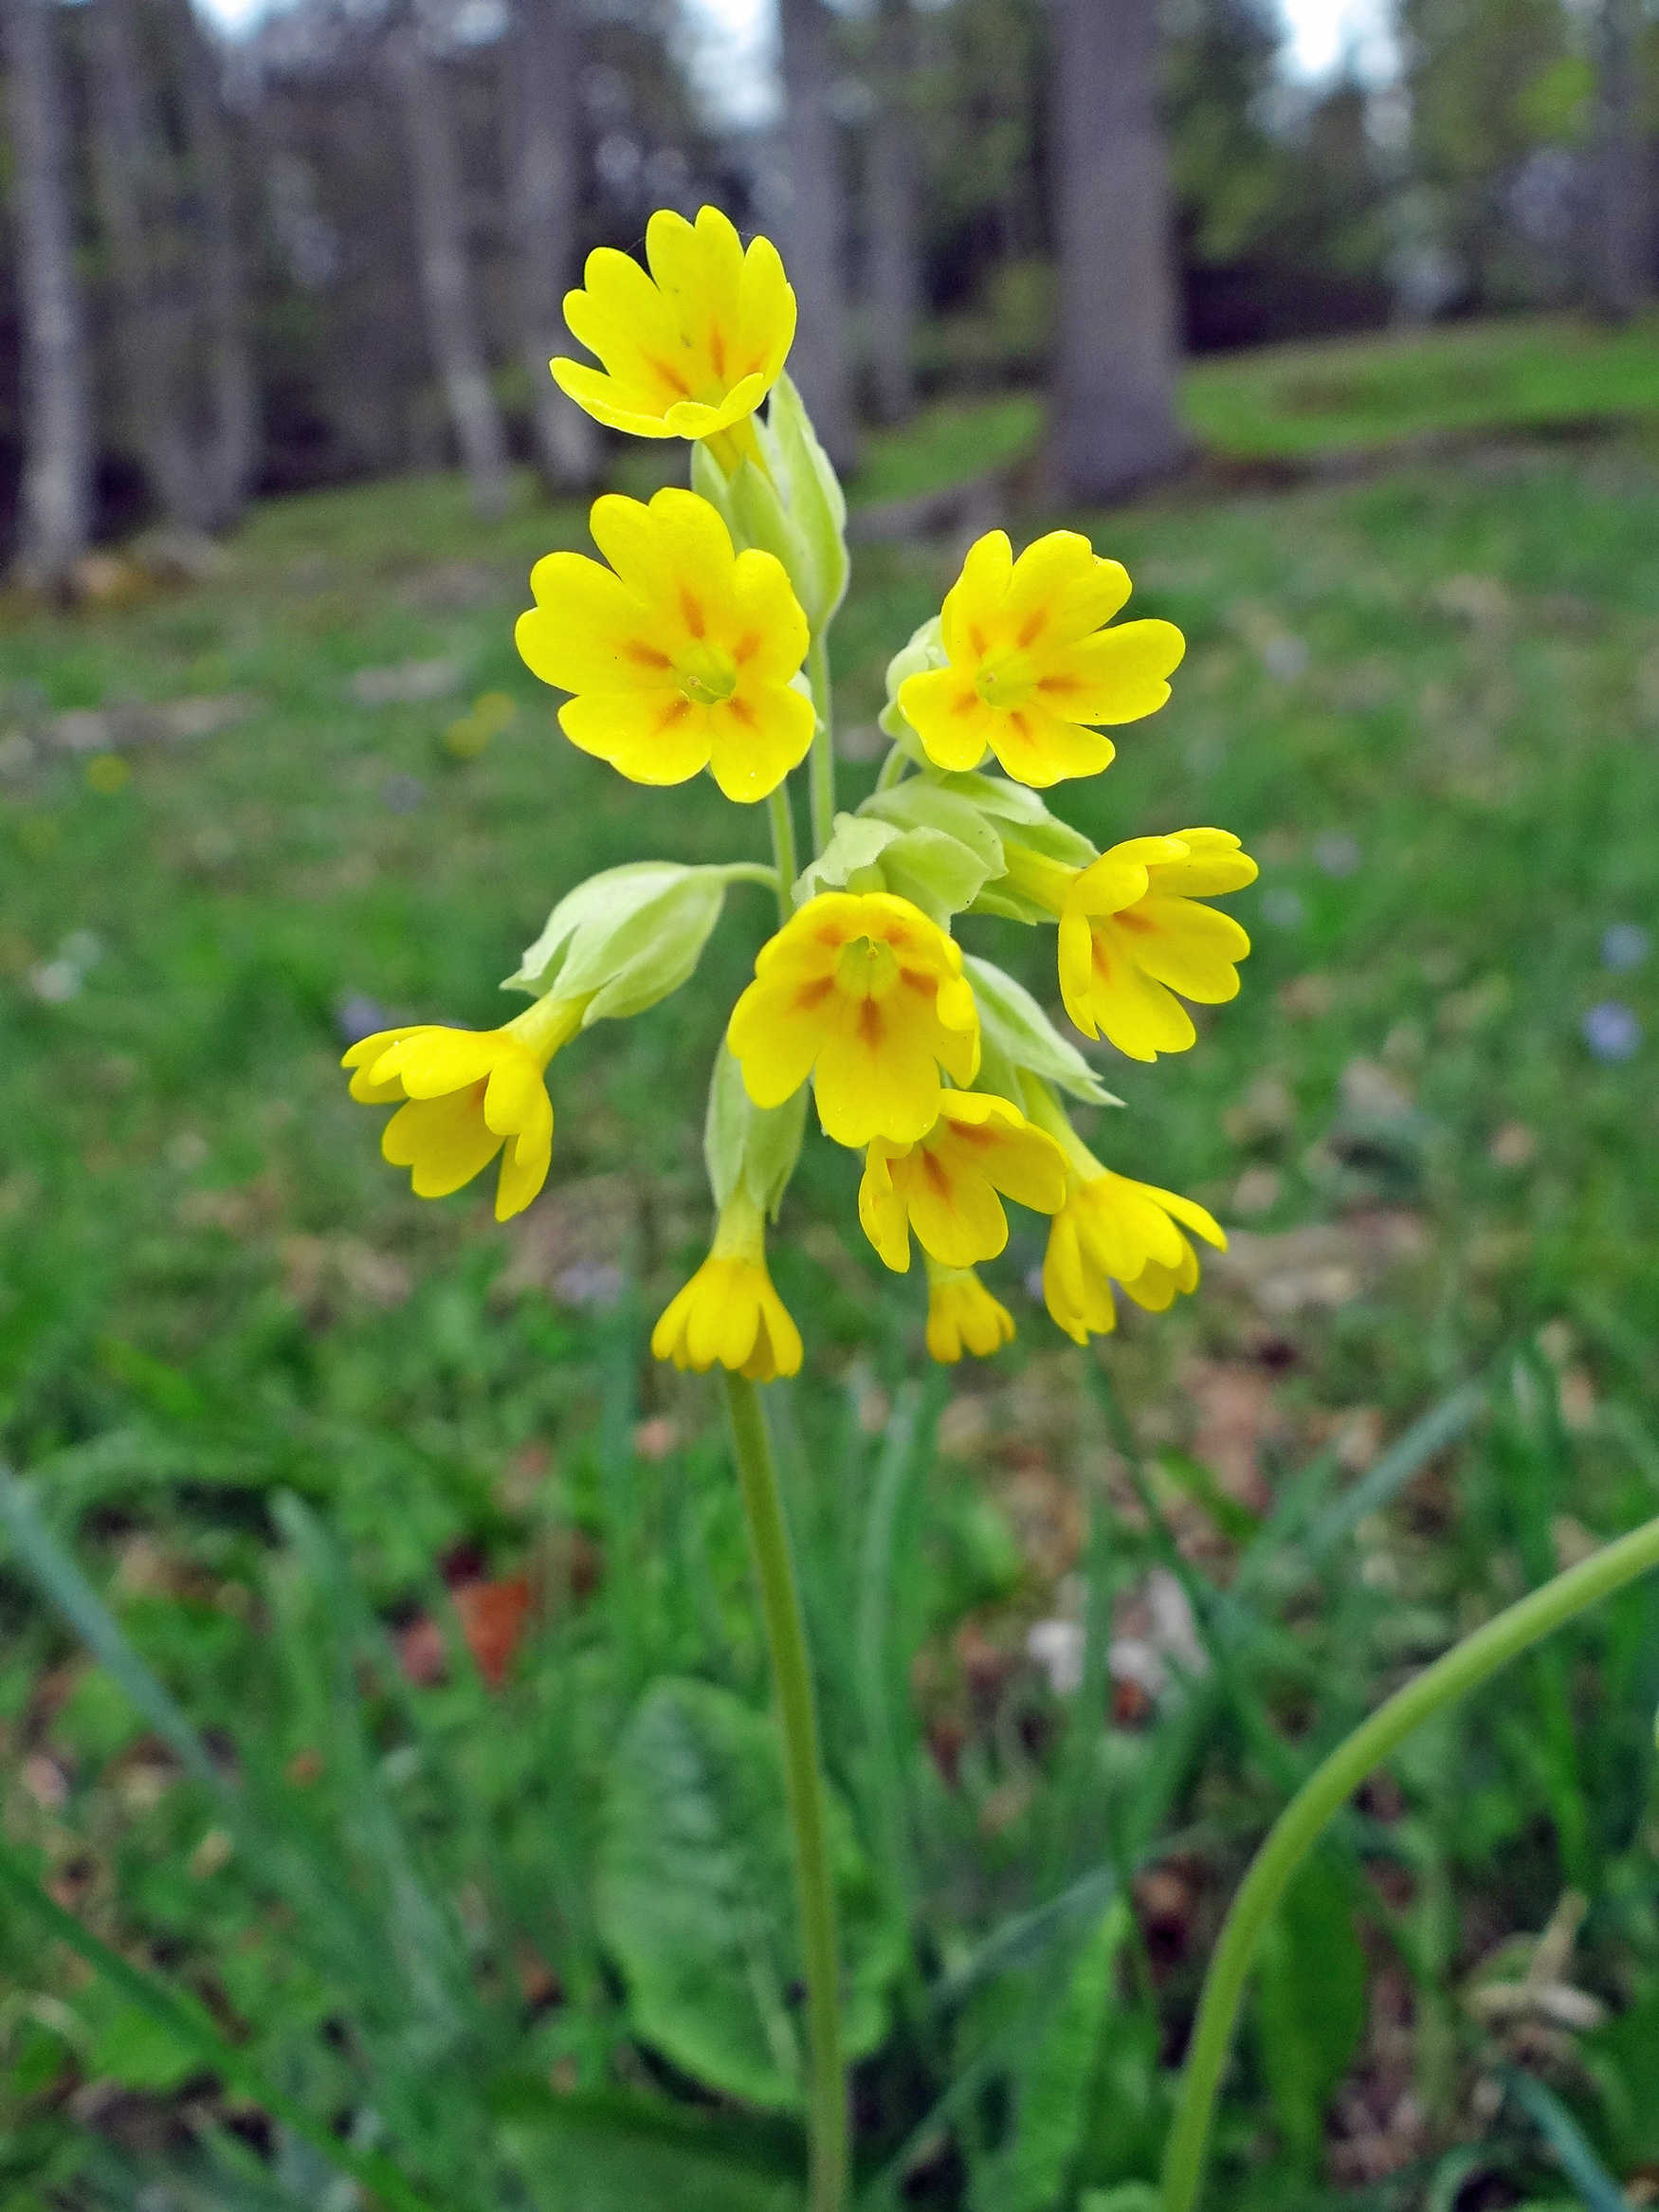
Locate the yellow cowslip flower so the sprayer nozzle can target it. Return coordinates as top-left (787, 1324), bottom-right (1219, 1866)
top-left (924, 1259), bottom-right (1015, 1364)
top-left (726, 891), bottom-right (980, 1149)
top-left (897, 529), bottom-right (1185, 789)
top-left (516, 488), bottom-right (814, 805)
top-left (651, 1190), bottom-right (803, 1381)
top-left (859, 1092), bottom-right (1066, 1272)
top-left (1004, 829), bottom-right (1255, 1062)
top-left (343, 994), bottom-right (588, 1222)
top-left (1042, 1161), bottom-right (1225, 1342)
top-left (552, 205), bottom-right (795, 460)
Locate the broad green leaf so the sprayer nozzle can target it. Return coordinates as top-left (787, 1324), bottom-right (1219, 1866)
top-left (1255, 1848), bottom-right (1367, 2165)
top-left (596, 1679), bottom-right (902, 2112)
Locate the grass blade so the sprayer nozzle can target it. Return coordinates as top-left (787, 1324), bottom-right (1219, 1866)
top-left (1502, 2066), bottom-right (1630, 2212)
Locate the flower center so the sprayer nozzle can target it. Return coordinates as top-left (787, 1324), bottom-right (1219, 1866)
top-left (973, 652), bottom-right (1032, 711)
top-left (676, 642), bottom-right (738, 707)
top-left (834, 936), bottom-right (901, 1001)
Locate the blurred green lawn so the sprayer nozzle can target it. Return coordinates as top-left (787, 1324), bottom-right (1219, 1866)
top-left (4, 329), bottom-right (1659, 2201)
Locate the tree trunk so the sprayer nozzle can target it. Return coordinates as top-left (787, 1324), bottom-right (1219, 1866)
top-left (866, 0), bottom-right (920, 426)
top-left (176, 2), bottom-right (260, 523)
top-left (2, 0), bottom-right (94, 588)
top-left (1593, 0), bottom-right (1650, 322)
top-left (501, 0), bottom-right (596, 494)
top-left (389, 23), bottom-right (511, 518)
top-left (89, 0), bottom-right (257, 533)
top-left (775, 0), bottom-right (858, 472)
top-left (1050, 0), bottom-right (1185, 503)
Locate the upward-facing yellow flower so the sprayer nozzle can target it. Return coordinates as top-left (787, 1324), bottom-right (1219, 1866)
top-left (1004, 830), bottom-right (1256, 1062)
top-left (343, 994), bottom-right (587, 1221)
top-left (552, 205), bottom-right (795, 446)
top-left (516, 488), bottom-right (815, 803)
top-left (897, 529), bottom-right (1185, 788)
top-left (726, 892), bottom-right (979, 1148)
top-left (859, 1092), bottom-right (1066, 1271)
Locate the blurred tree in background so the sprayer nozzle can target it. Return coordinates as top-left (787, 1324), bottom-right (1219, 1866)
top-left (0, 0), bottom-right (1652, 557)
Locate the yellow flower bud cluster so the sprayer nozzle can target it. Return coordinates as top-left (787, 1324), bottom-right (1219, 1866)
top-left (343, 204), bottom-right (1261, 1375)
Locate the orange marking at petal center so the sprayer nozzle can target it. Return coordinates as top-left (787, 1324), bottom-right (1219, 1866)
top-left (680, 588), bottom-right (706, 638)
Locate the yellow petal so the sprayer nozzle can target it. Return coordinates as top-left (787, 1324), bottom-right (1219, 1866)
top-left (550, 357), bottom-right (679, 438)
top-left (898, 666), bottom-right (995, 772)
top-left (517, 555), bottom-right (663, 696)
top-left (379, 1029), bottom-right (501, 1098)
top-left (814, 994), bottom-right (942, 1147)
top-left (1085, 924), bottom-right (1197, 1060)
top-left (382, 1092), bottom-right (502, 1198)
top-left (906, 1149), bottom-right (1009, 1269)
top-left (939, 530), bottom-right (1013, 659)
top-left (495, 1125), bottom-right (552, 1220)
top-left (1118, 895), bottom-right (1249, 1003)
top-left (985, 701), bottom-right (1116, 788)
top-left (1146, 828), bottom-right (1258, 898)
top-left (730, 548), bottom-right (810, 680)
top-left (858, 1144), bottom-right (914, 1271)
top-left (705, 682), bottom-right (815, 804)
top-left (999, 533), bottom-right (1121, 646)
top-left (557, 690), bottom-right (711, 785)
top-left (1054, 619), bottom-right (1186, 725)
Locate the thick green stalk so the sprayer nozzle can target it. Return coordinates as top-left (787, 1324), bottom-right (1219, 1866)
top-left (768, 784), bottom-right (798, 923)
top-left (724, 1372), bottom-right (848, 2212)
top-left (1161, 1510), bottom-right (1659, 2212)
top-left (808, 632), bottom-right (836, 857)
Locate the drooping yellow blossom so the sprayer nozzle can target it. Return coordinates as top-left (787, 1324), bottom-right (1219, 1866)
top-left (651, 1189), bottom-right (803, 1381)
top-left (1003, 829), bottom-right (1256, 1062)
top-left (859, 1092), bottom-right (1066, 1272)
top-left (924, 1259), bottom-right (1015, 1364)
top-left (516, 488), bottom-right (815, 804)
top-left (343, 994), bottom-right (588, 1222)
top-left (552, 205), bottom-right (795, 449)
top-left (897, 529), bottom-right (1185, 788)
top-left (1021, 1083), bottom-right (1226, 1343)
top-left (726, 891), bottom-right (980, 1148)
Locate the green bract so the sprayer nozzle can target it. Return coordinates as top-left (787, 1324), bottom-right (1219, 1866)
top-left (965, 953), bottom-right (1123, 1109)
top-left (505, 861), bottom-right (743, 1023)
top-left (704, 1043), bottom-right (810, 1222)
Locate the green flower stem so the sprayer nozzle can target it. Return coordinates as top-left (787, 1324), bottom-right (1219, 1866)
top-left (808, 632), bottom-right (836, 858)
top-left (768, 785), bottom-right (798, 924)
top-left (724, 1372), bottom-right (848, 2212)
top-left (1161, 1509), bottom-right (1659, 2212)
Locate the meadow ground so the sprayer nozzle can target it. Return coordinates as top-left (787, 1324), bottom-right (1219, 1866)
top-left (3, 331), bottom-right (1659, 2208)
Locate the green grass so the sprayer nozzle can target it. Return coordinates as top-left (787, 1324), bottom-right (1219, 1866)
top-left (1183, 310), bottom-right (1659, 459)
top-left (3, 419), bottom-right (1659, 2207)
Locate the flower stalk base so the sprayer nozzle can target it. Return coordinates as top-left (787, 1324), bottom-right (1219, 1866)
top-left (724, 1372), bottom-right (848, 2212)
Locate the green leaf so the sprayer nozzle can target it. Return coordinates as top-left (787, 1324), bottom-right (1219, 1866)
top-left (1255, 1848), bottom-right (1367, 2166)
top-left (963, 955), bottom-right (1122, 1108)
top-left (86, 2002), bottom-right (200, 2094)
top-left (1503, 2067), bottom-right (1629, 2212)
top-left (596, 1679), bottom-right (902, 2112)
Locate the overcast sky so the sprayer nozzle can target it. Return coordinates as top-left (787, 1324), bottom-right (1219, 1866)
top-left (202, 0), bottom-right (1399, 100)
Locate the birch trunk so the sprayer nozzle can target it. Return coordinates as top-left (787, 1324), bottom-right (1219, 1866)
top-left (390, 23), bottom-right (511, 517)
top-left (501, 0), bottom-right (595, 493)
top-left (1050, 0), bottom-right (1185, 502)
top-left (866, 0), bottom-right (920, 425)
top-left (775, 0), bottom-right (858, 471)
top-left (3, 0), bottom-right (94, 587)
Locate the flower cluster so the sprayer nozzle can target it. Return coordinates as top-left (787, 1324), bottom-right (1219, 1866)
top-left (344, 204), bottom-right (1258, 1375)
